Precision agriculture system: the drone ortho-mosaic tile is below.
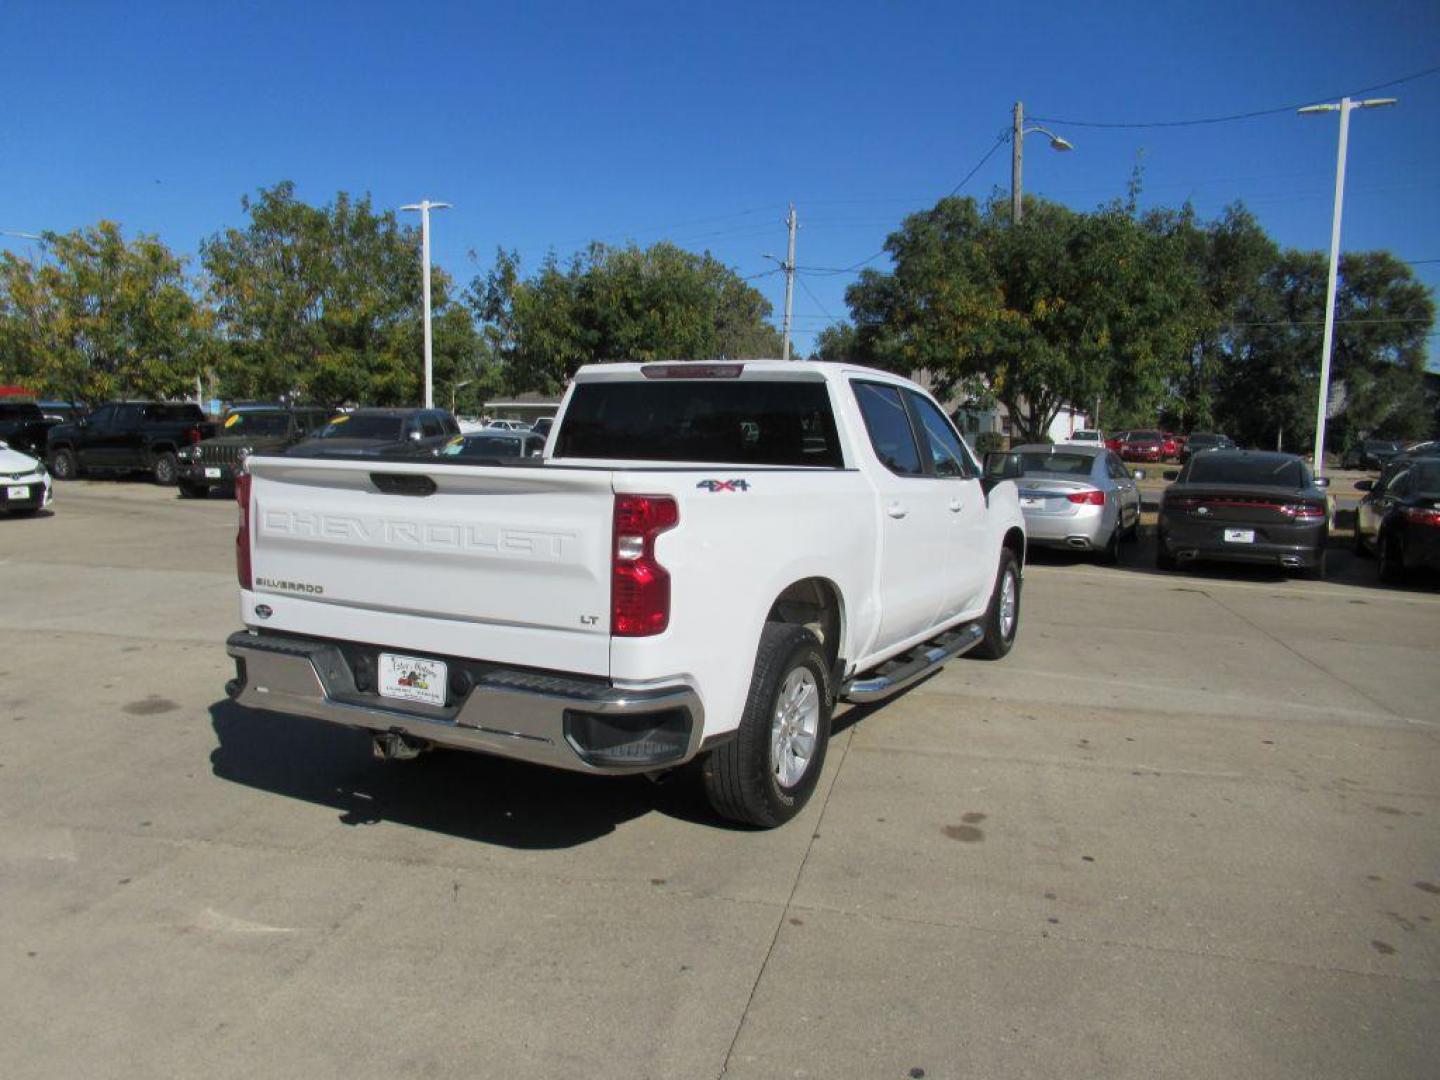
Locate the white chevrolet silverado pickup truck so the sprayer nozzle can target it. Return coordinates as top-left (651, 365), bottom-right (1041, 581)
top-left (225, 361), bottom-right (1026, 826)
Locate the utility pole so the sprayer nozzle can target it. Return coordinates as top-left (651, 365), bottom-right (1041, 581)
top-left (1297, 96), bottom-right (1395, 477)
top-left (1012, 102), bottom-right (1024, 224)
top-left (782, 204), bottom-right (797, 361)
top-left (400, 199), bottom-right (452, 408)
top-left (765, 205), bottom-right (799, 361)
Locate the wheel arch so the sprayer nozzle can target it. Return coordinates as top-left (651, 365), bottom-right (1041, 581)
top-left (764, 576), bottom-right (846, 683)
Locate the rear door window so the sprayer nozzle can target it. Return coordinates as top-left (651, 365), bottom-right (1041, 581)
top-left (852, 382), bottom-right (923, 476)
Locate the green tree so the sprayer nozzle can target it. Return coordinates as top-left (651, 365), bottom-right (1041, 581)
top-left (0, 222), bottom-right (214, 403)
top-left (843, 195), bottom-right (1202, 442)
top-left (811, 322), bottom-right (858, 361)
top-left (202, 182), bottom-right (484, 405)
top-left (473, 241), bottom-right (783, 394)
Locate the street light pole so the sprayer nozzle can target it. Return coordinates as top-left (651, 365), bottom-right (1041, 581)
top-left (762, 204), bottom-right (799, 361)
top-left (1298, 96), bottom-right (1395, 477)
top-left (1010, 102), bottom-right (1074, 225)
top-left (400, 199), bottom-right (452, 409)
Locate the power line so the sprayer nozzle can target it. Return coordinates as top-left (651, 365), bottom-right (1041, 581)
top-left (1030, 61), bottom-right (1440, 129)
top-left (796, 274), bottom-right (838, 323)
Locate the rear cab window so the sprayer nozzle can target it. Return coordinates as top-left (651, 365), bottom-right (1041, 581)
top-left (553, 378), bottom-right (844, 467)
top-left (905, 390), bottom-right (977, 479)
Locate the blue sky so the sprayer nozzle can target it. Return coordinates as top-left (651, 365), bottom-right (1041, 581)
top-left (3, 0), bottom-right (1438, 361)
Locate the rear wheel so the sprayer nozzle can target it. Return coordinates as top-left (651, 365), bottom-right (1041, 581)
top-left (1352, 521), bottom-right (1368, 556)
top-left (1301, 552), bottom-right (1327, 581)
top-left (176, 481), bottom-right (207, 499)
top-left (1099, 521), bottom-right (1122, 565)
top-left (1378, 530), bottom-right (1406, 584)
top-left (971, 548), bottom-right (1021, 660)
top-left (1155, 537), bottom-right (1177, 571)
top-left (48, 448), bottom-right (78, 481)
top-left (702, 623), bottom-right (832, 828)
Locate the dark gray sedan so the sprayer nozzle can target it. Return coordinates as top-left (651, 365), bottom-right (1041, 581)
top-left (1157, 451), bottom-right (1330, 578)
top-left (1005, 444), bottom-right (1144, 563)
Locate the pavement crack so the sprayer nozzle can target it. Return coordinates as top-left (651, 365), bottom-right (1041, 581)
top-left (1200, 589), bottom-right (1405, 721)
top-left (718, 722), bottom-right (856, 1078)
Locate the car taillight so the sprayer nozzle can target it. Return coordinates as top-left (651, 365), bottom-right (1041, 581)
top-left (235, 471), bottom-right (252, 590)
top-left (1281, 502), bottom-right (1327, 520)
top-left (187, 426), bottom-right (202, 445)
top-left (612, 494), bottom-right (679, 636)
top-left (1067, 489), bottom-right (1106, 506)
top-left (1166, 496), bottom-right (1202, 511)
top-left (1403, 506), bottom-right (1440, 527)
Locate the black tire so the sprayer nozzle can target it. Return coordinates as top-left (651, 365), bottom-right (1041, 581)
top-left (176, 481), bottom-right (207, 499)
top-left (1352, 522), bottom-right (1368, 556)
top-left (1155, 537), bottom-right (1177, 571)
top-left (48, 448), bottom-right (78, 481)
top-left (970, 547), bottom-right (1021, 660)
top-left (1301, 552), bottom-right (1327, 581)
top-left (152, 451), bottom-right (178, 486)
top-left (702, 623), bottom-right (832, 828)
top-left (1099, 521), bottom-right (1122, 565)
top-left (1378, 530), bottom-right (1406, 584)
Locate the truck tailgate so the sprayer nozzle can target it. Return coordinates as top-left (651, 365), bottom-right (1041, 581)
top-left (244, 456), bottom-right (615, 676)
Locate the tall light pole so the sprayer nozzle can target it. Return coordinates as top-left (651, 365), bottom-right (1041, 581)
top-left (1297, 96), bottom-right (1395, 476)
top-left (1011, 101), bottom-right (1074, 224)
top-left (400, 199), bottom-right (451, 408)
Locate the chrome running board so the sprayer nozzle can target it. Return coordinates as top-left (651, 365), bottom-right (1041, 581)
top-left (840, 622), bottom-right (985, 704)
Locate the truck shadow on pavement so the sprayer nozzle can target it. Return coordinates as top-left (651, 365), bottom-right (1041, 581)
top-left (208, 699), bottom-right (726, 847)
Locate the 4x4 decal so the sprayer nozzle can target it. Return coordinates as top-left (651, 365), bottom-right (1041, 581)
top-left (696, 479), bottom-right (750, 493)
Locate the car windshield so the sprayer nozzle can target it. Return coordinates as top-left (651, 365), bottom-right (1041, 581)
top-left (1070, 431), bottom-right (1099, 441)
top-left (1187, 456), bottom-right (1308, 488)
top-left (442, 435), bottom-right (525, 458)
top-left (315, 414), bottom-right (403, 440)
top-left (1128, 430), bottom-right (1162, 441)
top-left (220, 411), bottom-right (290, 436)
top-left (1018, 452), bottom-right (1093, 476)
top-left (1365, 440), bottom-right (1400, 451)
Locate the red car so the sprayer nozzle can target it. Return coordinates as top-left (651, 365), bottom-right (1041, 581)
top-left (1121, 430), bottom-right (1166, 463)
top-left (1105, 430), bottom-right (1129, 453)
top-left (1161, 432), bottom-right (1180, 461)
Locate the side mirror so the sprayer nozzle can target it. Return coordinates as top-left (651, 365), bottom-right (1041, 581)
top-left (1354, 479), bottom-right (1374, 492)
top-left (1132, 469), bottom-right (1146, 481)
top-left (1163, 470), bottom-right (1179, 481)
top-left (983, 451), bottom-right (1023, 481)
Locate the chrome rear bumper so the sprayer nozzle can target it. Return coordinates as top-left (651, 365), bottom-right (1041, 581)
top-left (225, 630), bottom-right (704, 774)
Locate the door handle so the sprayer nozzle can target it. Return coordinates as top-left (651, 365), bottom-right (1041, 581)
top-left (886, 502), bottom-right (909, 519)
top-left (948, 499), bottom-right (964, 513)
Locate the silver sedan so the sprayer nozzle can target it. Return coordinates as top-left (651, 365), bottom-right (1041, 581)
top-left (1008, 444), bottom-right (1144, 562)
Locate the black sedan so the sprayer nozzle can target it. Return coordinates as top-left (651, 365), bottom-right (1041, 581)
top-left (1178, 432), bottom-right (1235, 464)
top-left (1157, 450), bottom-right (1330, 578)
top-left (1353, 456), bottom-right (1440, 583)
top-left (1341, 438), bottom-right (1403, 471)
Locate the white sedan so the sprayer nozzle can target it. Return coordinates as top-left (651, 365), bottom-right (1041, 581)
top-left (0, 441), bottom-right (53, 516)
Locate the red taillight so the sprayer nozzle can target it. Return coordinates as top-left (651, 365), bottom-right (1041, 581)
top-left (1281, 502), bottom-right (1327, 520)
top-left (1403, 506), bottom-right (1440, 527)
top-left (1067, 489), bottom-right (1106, 506)
top-left (235, 471), bottom-right (252, 590)
top-left (187, 426), bottom-right (202, 445)
top-left (612, 494), bottom-right (679, 636)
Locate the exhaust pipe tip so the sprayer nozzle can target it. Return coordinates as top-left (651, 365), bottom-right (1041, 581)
top-left (1065, 536), bottom-right (1092, 550)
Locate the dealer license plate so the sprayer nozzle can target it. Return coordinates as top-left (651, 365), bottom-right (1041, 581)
top-left (6, 485), bottom-right (29, 500)
top-left (1223, 529), bottom-right (1255, 544)
top-left (204, 467), bottom-right (222, 479)
top-left (378, 653), bottom-right (447, 707)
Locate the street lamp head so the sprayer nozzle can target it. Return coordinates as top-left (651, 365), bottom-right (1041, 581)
top-left (1048, 135), bottom-right (1075, 152)
top-left (1356, 97), bottom-right (1397, 110)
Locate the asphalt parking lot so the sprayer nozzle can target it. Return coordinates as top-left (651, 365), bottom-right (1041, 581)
top-left (2, 481), bottom-right (1437, 1080)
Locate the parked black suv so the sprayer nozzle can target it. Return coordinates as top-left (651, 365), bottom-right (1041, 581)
top-left (286, 408), bottom-right (460, 458)
top-left (0, 400), bottom-right (60, 458)
top-left (1341, 438), bottom-right (1403, 471)
top-left (176, 404), bottom-right (332, 497)
top-left (46, 401), bottom-right (215, 485)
